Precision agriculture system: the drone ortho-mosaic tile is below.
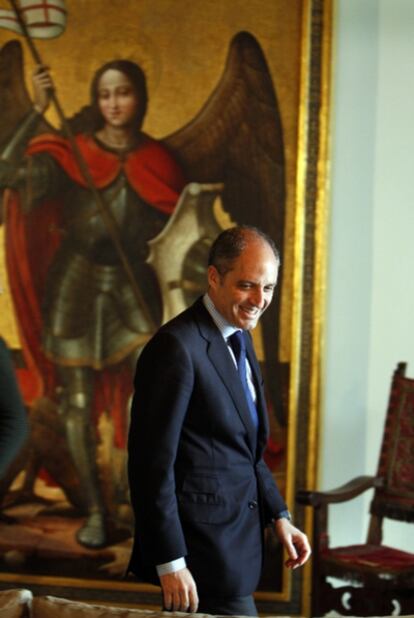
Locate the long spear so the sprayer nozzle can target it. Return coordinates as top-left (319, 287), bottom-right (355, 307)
top-left (8, 0), bottom-right (157, 333)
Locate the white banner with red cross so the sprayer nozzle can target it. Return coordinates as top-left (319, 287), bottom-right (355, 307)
top-left (0, 0), bottom-right (67, 39)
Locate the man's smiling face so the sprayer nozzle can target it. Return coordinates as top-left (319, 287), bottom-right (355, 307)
top-left (208, 238), bottom-right (279, 330)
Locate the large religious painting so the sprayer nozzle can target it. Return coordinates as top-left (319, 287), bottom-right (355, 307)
top-left (0, 0), bottom-right (331, 614)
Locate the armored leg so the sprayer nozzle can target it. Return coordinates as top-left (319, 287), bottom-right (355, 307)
top-left (58, 366), bottom-right (106, 548)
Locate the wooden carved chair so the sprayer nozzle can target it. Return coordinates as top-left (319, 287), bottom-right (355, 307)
top-left (297, 362), bottom-right (414, 616)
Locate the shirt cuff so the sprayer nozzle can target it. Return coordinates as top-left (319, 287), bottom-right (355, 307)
top-left (156, 557), bottom-right (187, 576)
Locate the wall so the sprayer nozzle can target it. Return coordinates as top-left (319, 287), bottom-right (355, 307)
top-left (322, 0), bottom-right (414, 551)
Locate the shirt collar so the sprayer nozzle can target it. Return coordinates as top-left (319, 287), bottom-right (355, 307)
top-left (203, 293), bottom-right (241, 340)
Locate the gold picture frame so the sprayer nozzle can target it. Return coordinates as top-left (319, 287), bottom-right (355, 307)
top-left (0, 0), bottom-right (331, 614)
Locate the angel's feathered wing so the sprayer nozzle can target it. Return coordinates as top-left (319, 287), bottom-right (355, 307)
top-left (0, 40), bottom-right (53, 158)
top-left (164, 31), bottom-right (288, 425)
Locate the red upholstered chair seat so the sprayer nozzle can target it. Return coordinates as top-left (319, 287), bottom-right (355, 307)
top-left (324, 544), bottom-right (414, 573)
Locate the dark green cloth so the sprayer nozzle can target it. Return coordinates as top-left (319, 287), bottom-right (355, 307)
top-left (0, 337), bottom-right (28, 477)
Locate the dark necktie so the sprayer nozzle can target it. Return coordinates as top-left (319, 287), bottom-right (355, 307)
top-left (228, 331), bottom-right (259, 429)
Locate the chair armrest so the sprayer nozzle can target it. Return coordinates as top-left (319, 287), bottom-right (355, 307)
top-left (296, 475), bottom-right (384, 507)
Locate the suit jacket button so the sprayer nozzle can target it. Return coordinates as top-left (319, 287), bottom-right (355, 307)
top-left (248, 500), bottom-right (258, 509)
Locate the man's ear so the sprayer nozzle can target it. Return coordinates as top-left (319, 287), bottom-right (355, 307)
top-left (207, 265), bottom-right (220, 289)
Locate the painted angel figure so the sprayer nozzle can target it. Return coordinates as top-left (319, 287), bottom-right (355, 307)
top-left (0, 31), bottom-right (287, 550)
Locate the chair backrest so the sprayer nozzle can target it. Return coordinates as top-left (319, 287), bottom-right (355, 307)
top-left (370, 362), bottom-right (414, 528)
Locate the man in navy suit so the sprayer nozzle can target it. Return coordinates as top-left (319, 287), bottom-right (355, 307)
top-left (128, 226), bottom-right (310, 616)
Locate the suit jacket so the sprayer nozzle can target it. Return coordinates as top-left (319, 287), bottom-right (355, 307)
top-left (127, 297), bottom-right (287, 597)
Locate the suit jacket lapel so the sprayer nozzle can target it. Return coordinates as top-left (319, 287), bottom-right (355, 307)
top-left (193, 300), bottom-right (258, 456)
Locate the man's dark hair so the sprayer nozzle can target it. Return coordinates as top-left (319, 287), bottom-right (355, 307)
top-left (208, 225), bottom-right (280, 276)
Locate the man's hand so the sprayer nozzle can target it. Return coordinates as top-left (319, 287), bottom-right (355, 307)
top-left (274, 518), bottom-right (311, 569)
top-left (160, 567), bottom-right (199, 613)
